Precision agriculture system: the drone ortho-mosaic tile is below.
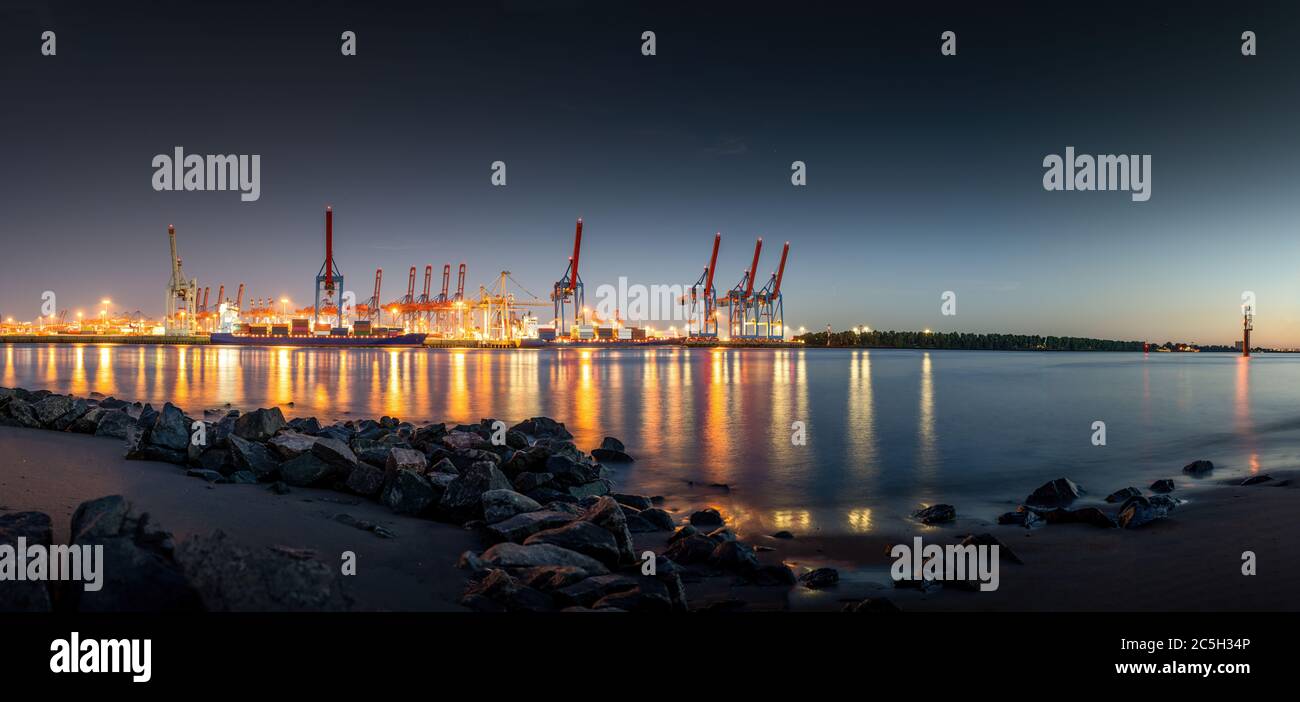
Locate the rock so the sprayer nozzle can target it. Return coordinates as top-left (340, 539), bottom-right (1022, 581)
top-left (32, 394), bottom-right (75, 427)
top-left (93, 409), bottom-right (133, 438)
top-left (228, 435), bottom-right (280, 480)
top-left (710, 539), bottom-right (758, 572)
top-left (599, 436), bottom-right (625, 452)
top-left (637, 507), bottom-right (676, 531)
top-left (0, 512), bottom-right (55, 611)
top-left (688, 508), bottom-right (725, 527)
top-left (480, 542), bottom-right (609, 576)
top-left (668, 525), bottom-right (698, 543)
top-left (553, 574), bottom-right (639, 608)
top-left (960, 533), bottom-right (1022, 565)
top-left (69, 496), bottom-right (201, 612)
top-left (612, 493), bottom-right (653, 510)
top-left (706, 527), bottom-right (737, 542)
top-left (429, 457), bottom-right (459, 474)
top-left (268, 431), bottom-right (319, 460)
top-left (1149, 479), bottom-right (1176, 494)
top-left (1241, 474), bottom-right (1273, 486)
top-left (381, 469), bottom-right (437, 516)
top-left (344, 461), bottom-right (386, 497)
top-left (227, 470), bottom-right (259, 484)
top-left (544, 454), bottom-right (599, 486)
top-left (280, 452), bottom-right (334, 487)
top-left (913, 504), bottom-right (956, 525)
top-left (510, 416), bottom-right (573, 440)
top-left (515, 565), bottom-right (589, 591)
top-left (0, 398), bottom-right (41, 428)
top-left (384, 447), bottom-right (426, 474)
top-left (1040, 506), bottom-right (1116, 529)
top-left (486, 510), bottom-right (577, 543)
top-left (798, 567), bottom-right (839, 589)
top-left (752, 563), bottom-right (798, 586)
top-left (997, 508), bottom-right (1045, 529)
top-left (1182, 460), bottom-right (1214, 476)
top-left (772, 530), bottom-right (795, 539)
top-left (1025, 478), bottom-right (1083, 508)
top-left (513, 471), bottom-right (553, 493)
top-left (567, 478), bottom-right (612, 499)
top-left (233, 407), bottom-right (286, 442)
top-left (268, 481), bottom-right (291, 495)
top-left (439, 461), bottom-right (513, 520)
top-left (1106, 487), bottom-right (1143, 502)
top-left (525, 521), bottom-right (621, 566)
top-left (1117, 495), bottom-right (1173, 529)
top-left (591, 447), bottom-right (634, 463)
top-left (69, 407), bottom-right (106, 434)
top-left (148, 403), bottom-right (190, 451)
top-left (579, 496), bottom-right (636, 564)
top-left (50, 398), bottom-right (91, 431)
top-left (175, 530), bottom-right (350, 611)
top-left (288, 416), bottom-right (322, 435)
top-left (443, 430), bottom-right (488, 451)
top-left (311, 437), bottom-right (359, 474)
top-left (591, 586), bottom-right (672, 613)
top-left (459, 569), bottom-right (555, 613)
top-left (663, 533), bottom-right (716, 564)
top-left (482, 489), bottom-right (542, 524)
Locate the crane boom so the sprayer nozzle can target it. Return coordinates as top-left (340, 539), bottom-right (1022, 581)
top-left (568, 218), bottom-right (583, 293)
top-left (456, 263), bottom-right (466, 300)
top-left (422, 265), bottom-right (433, 300)
top-left (405, 266), bottom-right (417, 302)
top-left (324, 207), bottom-right (335, 290)
top-left (772, 242), bottom-right (790, 296)
top-left (440, 264), bottom-right (451, 298)
top-left (705, 232), bottom-right (721, 295)
top-left (744, 237), bottom-right (763, 298)
top-left (235, 283), bottom-right (244, 308)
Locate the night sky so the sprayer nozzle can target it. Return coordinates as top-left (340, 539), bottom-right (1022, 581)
top-left (2, 1), bottom-right (1298, 344)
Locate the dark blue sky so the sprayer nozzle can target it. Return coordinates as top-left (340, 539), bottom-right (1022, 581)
top-left (2, 1), bottom-right (1298, 343)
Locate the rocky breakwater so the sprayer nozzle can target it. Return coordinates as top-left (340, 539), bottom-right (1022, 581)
top-left (3, 386), bottom-right (803, 611)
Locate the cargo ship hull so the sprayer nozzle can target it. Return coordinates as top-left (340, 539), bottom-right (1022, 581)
top-left (209, 332), bottom-right (427, 347)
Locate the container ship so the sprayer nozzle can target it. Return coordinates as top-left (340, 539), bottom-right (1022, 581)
top-left (210, 319), bottom-right (426, 347)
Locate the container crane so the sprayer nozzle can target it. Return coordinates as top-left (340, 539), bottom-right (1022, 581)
top-left (164, 224), bottom-right (197, 336)
top-left (360, 268), bottom-right (382, 323)
top-left (1243, 303), bottom-right (1254, 357)
top-left (551, 218), bottom-right (585, 335)
top-left (688, 232), bottom-right (722, 338)
top-left (752, 241), bottom-right (789, 340)
top-left (721, 237), bottom-right (763, 338)
top-left (313, 206), bottom-right (345, 330)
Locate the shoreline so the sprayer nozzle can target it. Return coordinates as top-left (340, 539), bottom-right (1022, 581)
top-left (4, 384), bottom-right (1299, 612)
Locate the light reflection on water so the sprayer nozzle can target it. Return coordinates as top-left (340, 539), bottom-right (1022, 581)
top-left (1, 344), bottom-right (1294, 535)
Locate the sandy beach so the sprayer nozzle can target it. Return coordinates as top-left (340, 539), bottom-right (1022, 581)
top-left (4, 422), bottom-right (1298, 612)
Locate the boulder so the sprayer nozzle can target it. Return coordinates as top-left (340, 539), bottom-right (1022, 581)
top-left (612, 493), bottom-right (653, 510)
top-left (1149, 479), bottom-right (1176, 494)
top-left (515, 565), bottom-right (589, 591)
top-left (1241, 474), bottom-right (1273, 486)
top-left (69, 496), bottom-right (201, 612)
top-left (1117, 495), bottom-right (1173, 529)
top-left (1039, 506), bottom-right (1116, 529)
top-left (913, 504), bottom-right (956, 524)
top-left (1182, 460), bottom-right (1214, 476)
top-left (0, 511), bottom-right (55, 611)
top-left (710, 539), bottom-right (759, 573)
top-left (513, 471), bottom-right (553, 493)
top-left (688, 508), bottom-right (725, 527)
top-left (591, 447), bottom-right (634, 463)
top-left (579, 496), bottom-right (636, 564)
top-left (268, 431), bottom-right (319, 460)
top-left (752, 563), bottom-right (798, 586)
top-left (0, 398), bottom-right (41, 428)
top-left (439, 461), bottom-right (512, 520)
top-left (479, 542), bottom-right (609, 576)
top-left (228, 435), bottom-right (280, 480)
top-left (280, 453), bottom-right (334, 487)
top-left (148, 403), bottom-right (190, 452)
top-left (554, 574), bottom-right (639, 608)
top-left (591, 586), bottom-right (672, 613)
top-left (459, 569), bottom-right (555, 613)
top-left (381, 469), bottom-right (437, 516)
top-left (997, 508), bottom-right (1045, 529)
top-left (384, 447), bottom-right (426, 475)
top-left (567, 478), bottom-right (612, 499)
top-left (960, 533), bottom-right (1023, 565)
top-left (175, 530), bottom-right (350, 611)
top-left (510, 416), bottom-right (573, 440)
top-left (486, 510), bottom-right (577, 543)
top-left (344, 461), bottom-right (386, 497)
top-left (524, 521), bottom-right (621, 567)
top-left (311, 437), bottom-right (359, 475)
top-left (32, 394), bottom-right (75, 427)
top-left (1106, 487), bottom-right (1143, 502)
top-left (544, 454), bottom-right (599, 486)
top-left (482, 489), bottom-right (542, 524)
top-left (663, 533), bottom-right (716, 564)
top-left (1025, 478), bottom-right (1083, 508)
top-left (637, 507), bottom-right (677, 531)
top-left (233, 407), bottom-right (286, 442)
top-left (798, 567), bottom-right (840, 589)
top-left (93, 409), bottom-right (133, 438)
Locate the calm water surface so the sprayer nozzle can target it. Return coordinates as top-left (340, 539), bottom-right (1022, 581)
top-left (2, 344), bottom-right (1291, 536)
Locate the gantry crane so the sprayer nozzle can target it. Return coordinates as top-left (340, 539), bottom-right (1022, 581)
top-left (751, 241), bottom-right (789, 340)
top-left (313, 206), bottom-right (345, 330)
top-left (688, 232), bottom-right (722, 338)
top-left (164, 224), bottom-right (197, 335)
top-left (551, 218), bottom-right (585, 335)
top-left (720, 237), bottom-right (763, 339)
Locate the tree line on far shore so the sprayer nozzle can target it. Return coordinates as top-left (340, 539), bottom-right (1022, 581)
top-left (794, 329), bottom-right (1164, 351)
